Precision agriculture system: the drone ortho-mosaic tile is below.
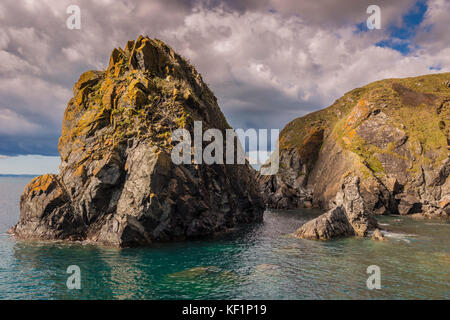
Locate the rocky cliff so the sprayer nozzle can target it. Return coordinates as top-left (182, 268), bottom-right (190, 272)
top-left (260, 73), bottom-right (449, 221)
top-left (10, 36), bottom-right (264, 247)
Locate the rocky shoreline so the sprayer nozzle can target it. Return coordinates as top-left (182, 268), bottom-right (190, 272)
top-left (9, 37), bottom-right (449, 247)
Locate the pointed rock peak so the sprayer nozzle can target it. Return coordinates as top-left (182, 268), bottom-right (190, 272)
top-left (106, 35), bottom-right (180, 78)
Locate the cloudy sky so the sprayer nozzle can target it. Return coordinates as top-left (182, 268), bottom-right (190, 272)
top-left (0, 0), bottom-right (449, 174)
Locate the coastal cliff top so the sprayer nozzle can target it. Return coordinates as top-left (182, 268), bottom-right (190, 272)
top-left (280, 73), bottom-right (450, 174)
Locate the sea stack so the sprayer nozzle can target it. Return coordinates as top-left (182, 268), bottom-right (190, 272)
top-left (10, 36), bottom-right (264, 247)
top-left (294, 175), bottom-right (379, 240)
top-left (260, 73), bottom-right (449, 239)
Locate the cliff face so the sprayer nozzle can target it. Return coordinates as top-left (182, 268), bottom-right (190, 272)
top-left (10, 36), bottom-right (264, 247)
top-left (261, 73), bottom-right (450, 219)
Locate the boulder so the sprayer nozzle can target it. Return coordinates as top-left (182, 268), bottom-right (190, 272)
top-left (294, 176), bottom-right (378, 240)
top-left (371, 229), bottom-right (385, 241)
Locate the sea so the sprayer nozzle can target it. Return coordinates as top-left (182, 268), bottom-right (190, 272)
top-left (0, 176), bottom-right (448, 299)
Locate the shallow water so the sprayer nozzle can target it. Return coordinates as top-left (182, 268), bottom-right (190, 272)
top-left (0, 176), bottom-right (449, 299)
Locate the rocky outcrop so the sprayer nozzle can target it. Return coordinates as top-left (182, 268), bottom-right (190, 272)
top-left (261, 73), bottom-right (450, 220)
top-left (371, 229), bottom-right (385, 241)
top-left (294, 176), bottom-right (378, 240)
top-left (9, 36), bottom-right (264, 247)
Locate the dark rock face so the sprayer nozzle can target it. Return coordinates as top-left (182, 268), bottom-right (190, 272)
top-left (261, 73), bottom-right (450, 223)
top-left (14, 174), bottom-right (85, 241)
top-left (10, 36), bottom-right (264, 247)
top-left (396, 193), bottom-right (422, 215)
top-left (259, 127), bottom-right (322, 209)
top-left (294, 176), bottom-right (378, 240)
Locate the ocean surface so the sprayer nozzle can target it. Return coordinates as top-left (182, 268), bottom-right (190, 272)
top-left (0, 176), bottom-right (449, 299)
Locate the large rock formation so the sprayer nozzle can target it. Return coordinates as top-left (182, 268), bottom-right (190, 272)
top-left (261, 73), bottom-right (450, 220)
top-left (10, 36), bottom-right (264, 247)
top-left (294, 176), bottom-right (378, 240)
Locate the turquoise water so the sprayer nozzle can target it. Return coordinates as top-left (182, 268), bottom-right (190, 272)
top-left (0, 176), bottom-right (449, 299)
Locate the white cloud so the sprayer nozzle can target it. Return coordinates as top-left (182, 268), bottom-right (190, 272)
top-left (0, 108), bottom-right (42, 135)
top-left (415, 0), bottom-right (450, 52)
top-left (162, 5), bottom-right (449, 129)
top-left (0, 0), bottom-right (448, 156)
top-left (0, 50), bottom-right (39, 74)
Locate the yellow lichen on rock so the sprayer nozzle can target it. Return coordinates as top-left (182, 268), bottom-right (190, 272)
top-left (25, 174), bottom-right (58, 196)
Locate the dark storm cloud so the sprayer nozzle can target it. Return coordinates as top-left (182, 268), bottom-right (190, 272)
top-left (0, 0), bottom-right (448, 156)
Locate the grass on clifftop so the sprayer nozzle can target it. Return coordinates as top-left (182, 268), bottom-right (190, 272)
top-left (279, 72), bottom-right (450, 174)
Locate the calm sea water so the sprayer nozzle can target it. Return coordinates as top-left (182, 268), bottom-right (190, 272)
top-left (0, 176), bottom-right (449, 299)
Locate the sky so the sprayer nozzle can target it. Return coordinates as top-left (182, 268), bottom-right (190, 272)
top-left (0, 155), bottom-right (59, 175)
top-left (0, 0), bottom-right (449, 174)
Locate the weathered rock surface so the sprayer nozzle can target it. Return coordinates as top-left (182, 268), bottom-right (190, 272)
top-left (371, 229), bottom-right (385, 241)
top-left (294, 176), bottom-right (378, 240)
top-left (9, 36), bottom-right (264, 247)
top-left (261, 73), bottom-right (450, 221)
top-left (259, 129), bottom-right (320, 209)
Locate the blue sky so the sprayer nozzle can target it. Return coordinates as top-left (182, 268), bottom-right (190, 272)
top-left (376, 1), bottom-right (428, 55)
top-left (0, 0), bottom-right (448, 174)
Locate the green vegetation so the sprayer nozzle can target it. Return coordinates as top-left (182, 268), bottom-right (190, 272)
top-left (280, 72), bottom-right (450, 177)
